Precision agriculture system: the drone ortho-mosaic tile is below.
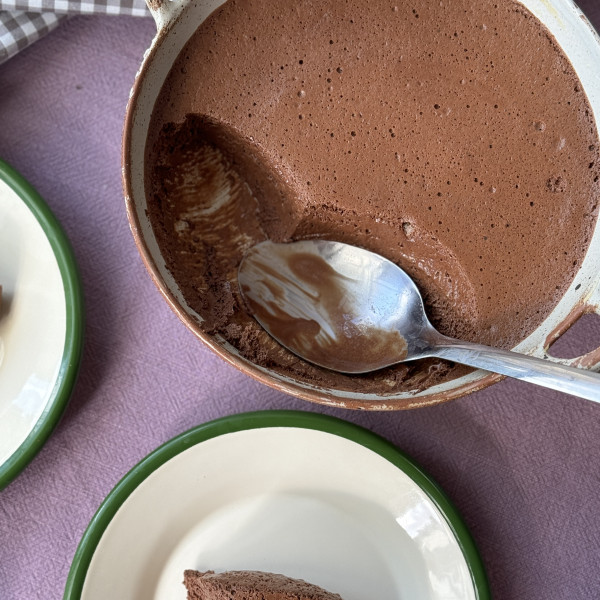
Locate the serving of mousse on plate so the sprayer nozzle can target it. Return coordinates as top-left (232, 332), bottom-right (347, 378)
top-left (0, 159), bottom-right (83, 489)
top-left (64, 412), bottom-right (490, 600)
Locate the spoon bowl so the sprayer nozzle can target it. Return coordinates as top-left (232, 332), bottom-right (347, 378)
top-left (238, 240), bottom-right (437, 373)
top-left (239, 240), bottom-right (600, 402)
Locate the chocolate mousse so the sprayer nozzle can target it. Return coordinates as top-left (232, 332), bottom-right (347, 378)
top-left (145, 0), bottom-right (600, 396)
top-left (183, 570), bottom-right (343, 600)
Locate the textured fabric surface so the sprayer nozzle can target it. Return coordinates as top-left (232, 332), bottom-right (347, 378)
top-left (0, 0), bottom-right (147, 63)
top-left (0, 4), bottom-right (600, 599)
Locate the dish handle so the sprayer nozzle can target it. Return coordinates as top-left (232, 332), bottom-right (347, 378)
top-left (145, 0), bottom-right (187, 32)
top-left (546, 278), bottom-right (600, 372)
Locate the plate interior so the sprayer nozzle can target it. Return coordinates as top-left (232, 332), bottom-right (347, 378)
top-left (81, 427), bottom-right (477, 600)
top-left (0, 177), bottom-right (66, 466)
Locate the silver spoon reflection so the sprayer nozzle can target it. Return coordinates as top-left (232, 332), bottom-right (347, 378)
top-left (238, 240), bottom-right (600, 402)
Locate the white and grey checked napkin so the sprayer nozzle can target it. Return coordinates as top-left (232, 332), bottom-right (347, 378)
top-left (0, 0), bottom-right (149, 64)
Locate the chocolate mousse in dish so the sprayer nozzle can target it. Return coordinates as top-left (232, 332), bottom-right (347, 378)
top-left (145, 0), bottom-right (600, 396)
top-left (183, 570), bottom-right (343, 600)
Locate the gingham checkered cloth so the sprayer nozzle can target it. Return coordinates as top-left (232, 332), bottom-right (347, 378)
top-left (0, 0), bottom-right (149, 64)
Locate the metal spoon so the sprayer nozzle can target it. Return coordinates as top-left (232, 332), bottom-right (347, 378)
top-left (238, 239), bottom-right (600, 402)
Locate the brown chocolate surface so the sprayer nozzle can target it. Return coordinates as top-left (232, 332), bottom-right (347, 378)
top-left (183, 570), bottom-right (343, 600)
top-left (145, 0), bottom-right (600, 396)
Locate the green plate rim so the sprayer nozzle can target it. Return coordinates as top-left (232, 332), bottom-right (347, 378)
top-left (64, 409), bottom-right (490, 599)
top-left (0, 158), bottom-right (85, 490)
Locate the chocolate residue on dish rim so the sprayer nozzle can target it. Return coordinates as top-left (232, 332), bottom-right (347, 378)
top-left (145, 0), bottom-right (600, 396)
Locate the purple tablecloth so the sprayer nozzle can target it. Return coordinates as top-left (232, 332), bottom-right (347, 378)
top-left (1, 4), bottom-right (600, 599)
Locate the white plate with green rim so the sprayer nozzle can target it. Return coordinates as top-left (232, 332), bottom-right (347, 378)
top-left (0, 159), bottom-right (84, 490)
top-left (65, 410), bottom-right (490, 600)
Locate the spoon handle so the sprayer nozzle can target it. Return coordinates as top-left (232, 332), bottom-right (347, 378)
top-left (432, 338), bottom-right (600, 401)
